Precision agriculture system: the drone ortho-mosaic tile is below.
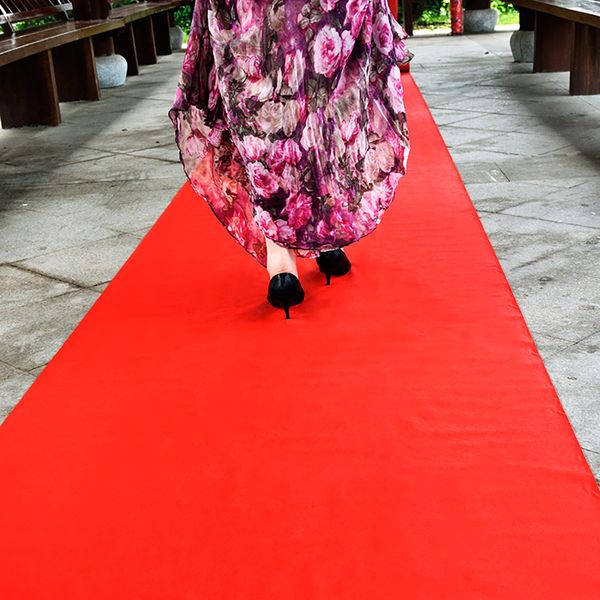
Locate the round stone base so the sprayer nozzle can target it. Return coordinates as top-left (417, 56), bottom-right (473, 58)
top-left (510, 30), bottom-right (534, 63)
top-left (96, 54), bottom-right (128, 89)
top-left (463, 8), bottom-right (499, 34)
top-left (170, 25), bottom-right (185, 51)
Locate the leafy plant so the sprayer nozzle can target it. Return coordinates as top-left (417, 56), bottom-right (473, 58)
top-left (175, 3), bottom-right (193, 40)
top-left (13, 15), bottom-right (60, 31)
top-left (402, 0), bottom-right (519, 29)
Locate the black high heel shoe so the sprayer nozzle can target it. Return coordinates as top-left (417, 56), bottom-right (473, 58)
top-left (267, 272), bottom-right (305, 319)
top-left (315, 249), bottom-right (352, 285)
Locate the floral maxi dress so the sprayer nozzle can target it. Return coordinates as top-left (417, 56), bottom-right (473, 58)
top-left (169, 0), bottom-right (414, 268)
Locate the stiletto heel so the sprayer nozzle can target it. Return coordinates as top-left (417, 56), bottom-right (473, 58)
top-left (316, 249), bottom-right (351, 285)
top-left (267, 272), bottom-right (305, 319)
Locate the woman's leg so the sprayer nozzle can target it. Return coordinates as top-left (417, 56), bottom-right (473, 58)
top-left (265, 236), bottom-right (298, 278)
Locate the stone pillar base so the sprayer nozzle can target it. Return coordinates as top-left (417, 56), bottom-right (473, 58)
top-left (96, 54), bottom-right (128, 88)
top-left (170, 25), bottom-right (185, 51)
top-left (510, 30), bottom-right (534, 62)
top-left (463, 8), bottom-right (499, 34)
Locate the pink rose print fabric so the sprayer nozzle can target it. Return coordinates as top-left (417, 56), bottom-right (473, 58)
top-left (169, 0), bottom-right (413, 268)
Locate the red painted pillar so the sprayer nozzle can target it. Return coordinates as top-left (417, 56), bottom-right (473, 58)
top-left (388, 0), bottom-right (398, 19)
top-left (450, 0), bottom-right (463, 34)
top-left (388, 0), bottom-right (411, 73)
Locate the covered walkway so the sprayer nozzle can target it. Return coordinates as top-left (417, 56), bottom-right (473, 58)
top-left (0, 30), bottom-right (599, 486)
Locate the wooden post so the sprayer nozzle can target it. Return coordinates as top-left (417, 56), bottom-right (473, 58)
top-left (71, 0), bottom-right (110, 21)
top-left (152, 11), bottom-right (172, 56)
top-left (516, 5), bottom-right (535, 31)
top-left (115, 23), bottom-right (140, 76)
top-left (0, 50), bottom-right (61, 127)
top-left (533, 12), bottom-right (573, 72)
top-left (388, 0), bottom-right (398, 20)
top-left (570, 23), bottom-right (600, 94)
top-left (52, 38), bottom-right (101, 101)
top-left (451, 0), bottom-right (463, 34)
top-left (402, 0), bottom-right (413, 36)
top-left (72, 0), bottom-right (115, 56)
top-left (133, 17), bottom-right (158, 65)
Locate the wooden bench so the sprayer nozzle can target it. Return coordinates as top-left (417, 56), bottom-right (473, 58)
top-left (0, 0), bottom-right (124, 127)
top-left (514, 0), bottom-right (600, 94)
top-left (109, 0), bottom-right (184, 76)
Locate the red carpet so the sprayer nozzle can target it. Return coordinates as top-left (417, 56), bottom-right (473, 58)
top-left (1, 73), bottom-right (599, 598)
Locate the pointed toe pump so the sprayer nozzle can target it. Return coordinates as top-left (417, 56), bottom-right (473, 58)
top-left (267, 272), bottom-right (305, 319)
top-left (315, 249), bottom-right (352, 285)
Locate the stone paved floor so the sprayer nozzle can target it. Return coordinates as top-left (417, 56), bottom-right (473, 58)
top-left (0, 32), bottom-right (598, 484)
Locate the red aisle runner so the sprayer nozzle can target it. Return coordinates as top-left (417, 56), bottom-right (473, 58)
top-left (1, 74), bottom-right (599, 599)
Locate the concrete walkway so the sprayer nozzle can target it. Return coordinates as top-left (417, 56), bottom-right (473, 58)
top-left (1, 32), bottom-right (598, 484)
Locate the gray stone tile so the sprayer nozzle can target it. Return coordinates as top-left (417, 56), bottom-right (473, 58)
top-left (582, 95), bottom-right (600, 111)
top-left (503, 179), bottom-right (600, 228)
top-left (0, 362), bottom-right (35, 424)
top-left (453, 163), bottom-right (509, 184)
top-left (28, 364), bottom-right (47, 378)
top-left (0, 154), bottom-right (182, 188)
top-left (0, 179), bottom-right (119, 198)
top-left (0, 209), bottom-right (117, 263)
top-left (469, 83), bottom-right (571, 101)
top-left (83, 188), bottom-right (174, 232)
top-left (581, 449), bottom-right (600, 486)
top-left (466, 181), bottom-right (569, 213)
top-left (497, 238), bottom-right (600, 342)
top-left (80, 128), bottom-right (175, 154)
top-left (476, 71), bottom-right (569, 89)
top-left (51, 154), bottom-right (182, 184)
top-left (115, 177), bottom-right (183, 193)
top-left (479, 212), bottom-right (600, 272)
top-left (0, 289), bottom-right (100, 371)
top-left (498, 154), bottom-right (600, 182)
top-left (0, 146), bottom-right (111, 171)
top-left (529, 330), bottom-right (575, 360)
top-left (59, 96), bottom-right (171, 128)
top-left (450, 148), bottom-right (526, 163)
top-left (128, 145), bottom-right (181, 163)
top-left (428, 95), bottom-right (545, 116)
top-left (445, 112), bottom-right (549, 134)
top-left (437, 126), bottom-right (498, 148)
top-left (123, 225), bottom-right (152, 239)
top-left (428, 108), bottom-right (486, 127)
top-left (16, 233), bottom-right (140, 287)
top-left (0, 265), bottom-right (76, 307)
top-left (544, 331), bottom-right (600, 451)
top-left (466, 130), bottom-right (575, 157)
top-left (3, 191), bottom-right (114, 217)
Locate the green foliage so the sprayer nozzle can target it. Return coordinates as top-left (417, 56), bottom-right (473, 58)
top-left (175, 4), bottom-right (193, 40)
top-left (13, 15), bottom-right (59, 31)
top-left (491, 0), bottom-right (517, 14)
top-left (413, 0), bottom-right (450, 28)
top-left (403, 0), bottom-right (519, 29)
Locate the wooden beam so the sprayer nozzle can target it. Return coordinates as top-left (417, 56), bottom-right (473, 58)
top-left (132, 16), bottom-right (157, 65)
top-left (114, 22), bottom-right (140, 76)
top-left (52, 37), bottom-right (100, 101)
top-left (0, 50), bottom-right (61, 128)
top-left (570, 22), bottom-right (600, 94)
top-left (152, 11), bottom-right (172, 56)
top-left (402, 0), bottom-right (413, 36)
top-left (72, 0), bottom-right (109, 20)
top-left (533, 12), bottom-right (574, 72)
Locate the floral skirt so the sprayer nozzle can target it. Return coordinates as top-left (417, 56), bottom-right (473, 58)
top-left (169, 0), bottom-right (413, 268)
